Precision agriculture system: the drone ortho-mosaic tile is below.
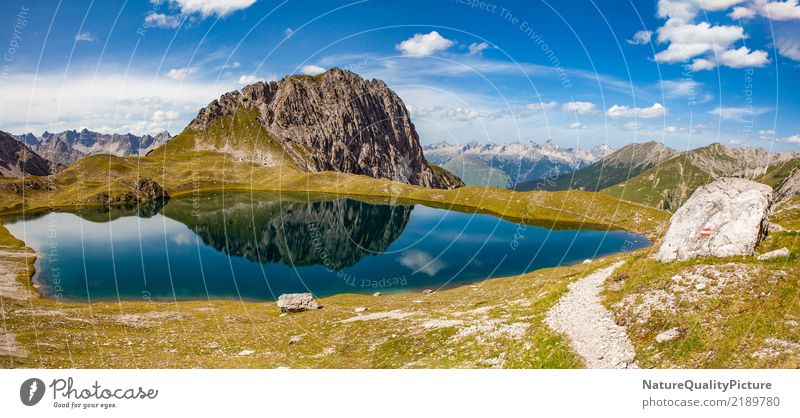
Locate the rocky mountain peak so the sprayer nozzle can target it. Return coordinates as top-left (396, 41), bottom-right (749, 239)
top-left (187, 67), bottom-right (453, 188)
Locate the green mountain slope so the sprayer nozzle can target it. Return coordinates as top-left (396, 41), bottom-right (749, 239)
top-left (602, 143), bottom-right (800, 211)
top-left (601, 155), bottom-right (714, 211)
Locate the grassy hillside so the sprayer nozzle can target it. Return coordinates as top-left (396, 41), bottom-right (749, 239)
top-left (601, 155), bottom-right (714, 211)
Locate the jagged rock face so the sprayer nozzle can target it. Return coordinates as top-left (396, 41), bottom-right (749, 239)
top-left (188, 68), bottom-right (445, 188)
top-left (774, 167), bottom-right (800, 205)
top-left (656, 178), bottom-right (772, 262)
top-left (0, 130), bottom-right (51, 177)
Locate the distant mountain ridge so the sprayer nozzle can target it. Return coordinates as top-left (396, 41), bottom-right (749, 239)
top-left (515, 141), bottom-right (676, 192)
top-left (14, 129), bottom-right (172, 167)
top-left (423, 140), bottom-right (614, 188)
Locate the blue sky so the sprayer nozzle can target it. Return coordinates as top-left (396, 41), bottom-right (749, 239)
top-left (0, 0), bottom-right (799, 152)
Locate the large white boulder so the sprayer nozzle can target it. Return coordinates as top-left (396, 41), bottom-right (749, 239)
top-left (656, 178), bottom-right (772, 262)
top-left (276, 293), bottom-right (321, 313)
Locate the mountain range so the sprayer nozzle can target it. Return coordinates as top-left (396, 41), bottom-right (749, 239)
top-left (518, 140), bottom-right (799, 211)
top-left (14, 129), bottom-right (172, 167)
top-left (423, 140), bottom-right (613, 188)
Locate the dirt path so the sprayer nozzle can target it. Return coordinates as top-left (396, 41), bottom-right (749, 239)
top-left (545, 261), bottom-right (637, 369)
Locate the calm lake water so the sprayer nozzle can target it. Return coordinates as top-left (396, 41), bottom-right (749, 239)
top-left (4, 193), bottom-right (649, 302)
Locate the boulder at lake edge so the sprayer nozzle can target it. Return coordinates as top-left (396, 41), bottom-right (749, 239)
top-left (656, 178), bottom-right (772, 262)
top-left (276, 293), bottom-right (321, 313)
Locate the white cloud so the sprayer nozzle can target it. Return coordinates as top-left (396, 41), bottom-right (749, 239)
top-left (655, 21), bottom-right (745, 62)
top-left (759, 129), bottom-right (776, 139)
top-left (0, 72), bottom-right (234, 136)
top-left (75, 32), bottom-right (96, 42)
top-left (144, 0), bottom-right (256, 29)
top-left (167, 0), bottom-right (257, 18)
top-left (690, 57), bottom-right (716, 71)
top-left (407, 105), bottom-right (444, 117)
top-left (652, 1), bottom-right (769, 70)
top-left (568, 122), bottom-right (587, 130)
top-left (468, 42), bottom-right (490, 55)
top-left (607, 103), bottom-right (667, 119)
top-left (145, 12), bottom-right (181, 29)
top-left (299, 65), bottom-right (326, 75)
top-left (446, 107), bottom-right (482, 121)
top-left (152, 110), bottom-right (179, 122)
top-left (396, 31), bottom-right (455, 57)
top-left (236, 74), bottom-right (259, 85)
top-left (779, 134), bottom-right (800, 144)
top-left (709, 106), bottom-right (770, 120)
top-left (397, 250), bottom-right (446, 276)
top-left (524, 101), bottom-right (558, 111)
top-left (776, 37), bottom-right (800, 60)
top-left (623, 121), bottom-right (643, 131)
top-left (717, 46), bottom-right (770, 67)
top-left (627, 30), bottom-right (653, 45)
top-left (729, 6), bottom-right (757, 18)
top-left (759, 0), bottom-right (800, 20)
top-left (562, 101), bottom-right (597, 114)
top-left (166, 67), bottom-right (197, 81)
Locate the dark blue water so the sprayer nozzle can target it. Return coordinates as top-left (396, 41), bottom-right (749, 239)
top-left (4, 193), bottom-right (649, 302)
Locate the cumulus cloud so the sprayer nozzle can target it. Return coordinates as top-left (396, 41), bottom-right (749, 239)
top-left (407, 105), bottom-right (444, 117)
top-left (152, 110), bottom-right (179, 122)
top-left (759, 129), bottom-right (776, 139)
top-left (758, 0), bottom-right (800, 20)
top-left (299, 65), bottom-right (326, 75)
top-left (74, 32), bottom-right (96, 42)
top-left (626, 30), bottom-right (653, 45)
top-left (145, 0), bottom-right (256, 29)
top-left (775, 37), bottom-right (800, 61)
top-left (397, 250), bottom-right (446, 276)
top-left (689, 57), bottom-right (717, 71)
top-left (236, 74), bottom-right (259, 85)
top-left (446, 107), bottom-right (482, 121)
top-left (562, 101), bottom-right (597, 114)
top-left (729, 6), bottom-right (757, 18)
top-left (779, 134), bottom-right (800, 144)
top-left (652, 0), bottom-right (770, 70)
top-left (607, 103), bottom-right (667, 119)
top-left (468, 42), bottom-right (490, 55)
top-left (166, 67), bottom-right (197, 81)
top-left (167, 0), bottom-right (257, 17)
top-left (396, 31), bottom-right (454, 57)
top-left (716, 46), bottom-right (770, 68)
top-left (145, 12), bottom-right (182, 29)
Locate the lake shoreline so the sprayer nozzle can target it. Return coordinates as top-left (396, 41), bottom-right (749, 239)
top-left (4, 192), bottom-right (650, 303)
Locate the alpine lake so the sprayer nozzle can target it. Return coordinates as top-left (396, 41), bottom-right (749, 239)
top-left (4, 192), bottom-right (649, 302)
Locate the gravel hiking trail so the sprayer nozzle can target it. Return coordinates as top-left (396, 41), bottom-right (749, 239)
top-left (545, 261), bottom-right (637, 368)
